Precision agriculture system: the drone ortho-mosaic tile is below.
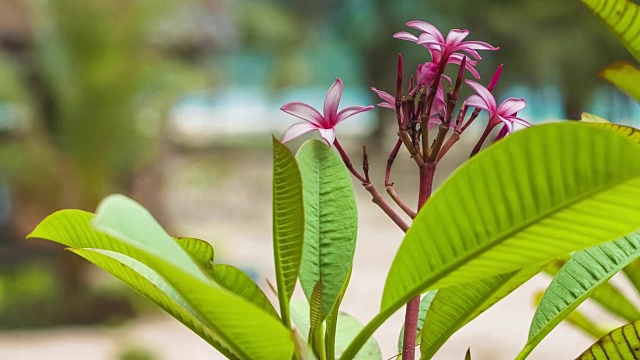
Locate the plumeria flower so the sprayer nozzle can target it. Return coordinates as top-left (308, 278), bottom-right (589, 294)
top-left (281, 78), bottom-right (373, 146)
top-left (394, 20), bottom-right (498, 79)
top-left (371, 86), bottom-right (447, 129)
top-left (465, 79), bottom-right (530, 134)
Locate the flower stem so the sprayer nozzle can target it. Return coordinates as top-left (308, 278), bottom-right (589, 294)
top-left (401, 161), bottom-right (436, 359)
top-left (334, 138), bottom-right (409, 232)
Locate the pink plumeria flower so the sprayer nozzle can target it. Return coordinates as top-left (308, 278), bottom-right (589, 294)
top-left (370, 86), bottom-right (447, 130)
top-left (281, 78), bottom-right (373, 146)
top-left (394, 20), bottom-right (498, 79)
top-left (465, 79), bottom-right (530, 134)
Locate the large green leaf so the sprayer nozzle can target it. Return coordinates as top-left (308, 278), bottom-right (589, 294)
top-left (29, 195), bottom-right (294, 360)
top-left (176, 237), bottom-right (215, 272)
top-left (577, 320), bottom-right (640, 359)
top-left (272, 136), bottom-right (305, 327)
top-left (67, 248), bottom-right (238, 359)
top-left (340, 122), bottom-right (640, 360)
top-left (517, 233), bottom-right (640, 359)
top-left (581, 0), bottom-right (640, 62)
top-left (420, 266), bottom-right (543, 359)
top-left (296, 140), bottom-right (358, 319)
top-left (600, 62), bottom-right (640, 102)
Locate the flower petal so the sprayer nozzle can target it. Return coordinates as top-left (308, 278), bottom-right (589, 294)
top-left (371, 87), bottom-right (395, 105)
top-left (465, 80), bottom-right (497, 113)
top-left (446, 29), bottom-right (469, 46)
top-left (406, 20), bottom-right (444, 42)
top-left (336, 105), bottom-right (374, 124)
top-left (281, 102), bottom-right (325, 127)
top-left (497, 97), bottom-right (526, 116)
top-left (447, 55), bottom-right (480, 79)
top-left (460, 40), bottom-right (499, 51)
top-left (494, 123), bottom-right (511, 141)
top-left (377, 102), bottom-right (395, 109)
top-left (464, 95), bottom-right (492, 112)
top-left (324, 78), bottom-right (343, 123)
top-left (509, 116), bottom-right (532, 127)
top-left (281, 122), bottom-right (319, 143)
top-left (393, 31), bottom-right (418, 42)
top-left (317, 128), bottom-right (336, 146)
top-left (496, 115), bottom-right (514, 132)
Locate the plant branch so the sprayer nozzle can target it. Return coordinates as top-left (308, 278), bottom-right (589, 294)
top-left (334, 138), bottom-right (409, 232)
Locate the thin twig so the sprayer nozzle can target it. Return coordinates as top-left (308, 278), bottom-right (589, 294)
top-left (398, 130), bottom-right (424, 167)
top-left (385, 185), bottom-right (416, 218)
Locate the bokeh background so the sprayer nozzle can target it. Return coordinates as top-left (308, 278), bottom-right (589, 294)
top-left (0, 0), bottom-right (639, 359)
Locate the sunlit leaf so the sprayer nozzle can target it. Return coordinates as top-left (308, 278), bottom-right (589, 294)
top-left (29, 195), bottom-right (294, 360)
top-left (600, 61), bottom-right (640, 102)
top-left (577, 320), bottom-right (640, 359)
top-left (581, 0), bottom-right (640, 62)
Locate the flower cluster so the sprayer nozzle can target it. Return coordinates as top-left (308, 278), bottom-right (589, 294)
top-left (280, 20), bottom-right (531, 155)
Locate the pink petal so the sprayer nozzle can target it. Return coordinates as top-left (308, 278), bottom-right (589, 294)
top-left (496, 115), bottom-right (514, 132)
top-left (417, 34), bottom-right (446, 48)
top-left (497, 98), bottom-right (526, 116)
top-left (447, 55), bottom-right (480, 79)
top-left (393, 31), bottom-right (418, 42)
top-left (281, 122), bottom-right (319, 143)
top-left (445, 29), bottom-right (469, 46)
top-left (460, 40), bottom-right (499, 51)
top-left (464, 95), bottom-right (492, 112)
top-left (508, 116), bottom-right (531, 127)
top-left (465, 80), bottom-right (497, 112)
top-left (317, 128), bottom-right (336, 146)
top-left (281, 102), bottom-right (325, 127)
top-left (371, 87), bottom-right (395, 105)
top-left (324, 78), bottom-right (343, 123)
top-left (377, 102), bottom-right (395, 109)
top-left (406, 20), bottom-right (444, 42)
top-left (336, 105), bottom-right (374, 124)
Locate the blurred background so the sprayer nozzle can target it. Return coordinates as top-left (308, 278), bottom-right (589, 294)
top-left (0, 0), bottom-right (639, 359)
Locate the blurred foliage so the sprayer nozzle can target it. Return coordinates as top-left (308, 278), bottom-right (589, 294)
top-left (0, 0), bottom-right (207, 326)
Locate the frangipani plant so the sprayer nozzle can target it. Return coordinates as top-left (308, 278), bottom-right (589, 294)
top-left (26, 10), bottom-right (640, 360)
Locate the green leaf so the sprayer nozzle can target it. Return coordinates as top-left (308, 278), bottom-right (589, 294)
top-left (576, 320), bottom-right (640, 359)
top-left (600, 62), bottom-right (640, 102)
top-left (340, 122), bottom-right (640, 360)
top-left (291, 300), bottom-right (381, 360)
top-left (175, 237), bottom-right (278, 318)
top-left (272, 136), bottom-right (305, 327)
top-left (420, 266), bottom-right (543, 359)
top-left (326, 268), bottom-right (352, 360)
top-left (517, 233), bottom-right (640, 359)
top-left (211, 264), bottom-right (279, 318)
top-left (333, 312), bottom-right (382, 360)
top-left (581, 0), bottom-right (640, 63)
top-left (398, 291), bottom-right (437, 354)
top-left (587, 122), bottom-right (640, 144)
top-left (175, 237), bottom-right (214, 272)
top-left (67, 248), bottom-right (238, 359)
top-left (623, 258), bottom-right (640, 295)
top-left (590, 280), bottom-right (640, 323)
top-left (29, 195), bottom-right (294, 360)
top-left (296, 140), bottom-right (358, 320)
top-left (581, 112), bottom-right (611, 123)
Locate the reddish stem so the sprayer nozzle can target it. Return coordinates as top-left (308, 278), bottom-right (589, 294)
top-left (401, 161), bottom-right (436, 359)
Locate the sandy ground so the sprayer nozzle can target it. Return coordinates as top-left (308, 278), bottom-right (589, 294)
top-left (0, 139), bottom-right (628, 359)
